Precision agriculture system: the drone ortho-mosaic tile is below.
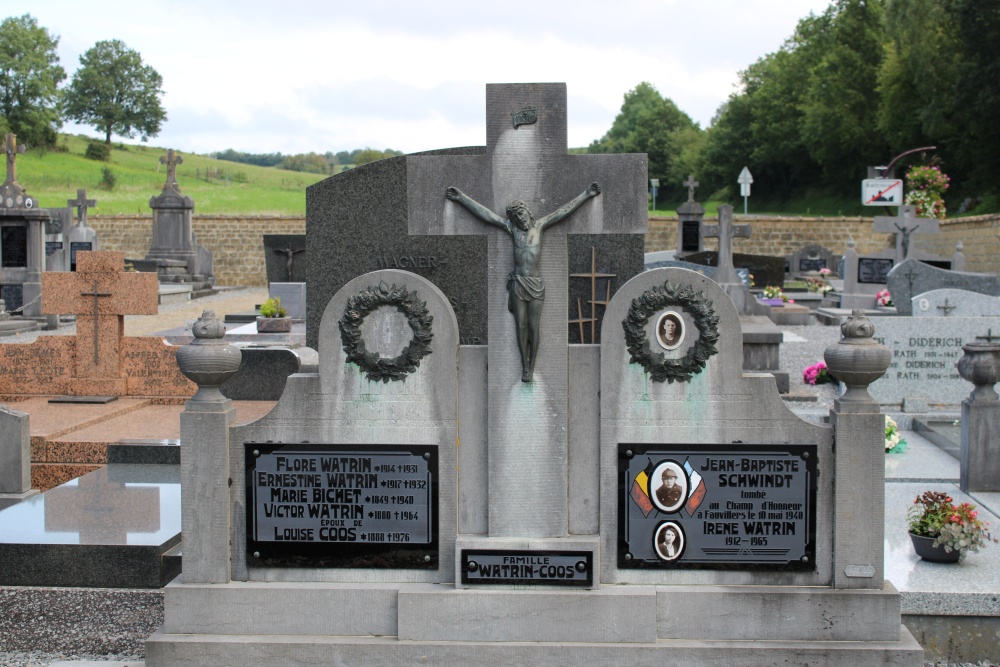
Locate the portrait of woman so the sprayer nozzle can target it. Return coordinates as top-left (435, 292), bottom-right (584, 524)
top-left (654, 522), bottom-right (685, 562)
top-left (649, 460), bottom-right (688, 514)
top-left (655, 311), bottom-right (684, 350)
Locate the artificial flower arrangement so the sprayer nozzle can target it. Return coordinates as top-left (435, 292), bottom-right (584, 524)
top-left (762, 285), bottom-right (793, 303)
top-left (805, 276), bottom-right (833, 294)
top-left (876, 289), bottom-right (893, 307)
top-left (802, 361), bottom-right (831, 385)
top-left (907, 490), bottom-right (996, 561)
top-left (885, 415), bottom-right (907, 454)
top-left (904, 164), bottom-right (950, 220)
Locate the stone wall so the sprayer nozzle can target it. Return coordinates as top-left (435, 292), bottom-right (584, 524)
top-left (88, 213), bottom-right (1000, 287)
top-left (90, 215), bottom-right (306, 287)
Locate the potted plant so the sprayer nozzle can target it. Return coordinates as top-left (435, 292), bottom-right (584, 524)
top-left (907, 490), bottom-right (997, 562)
top-left (256, 297), bottom-right (291, 333)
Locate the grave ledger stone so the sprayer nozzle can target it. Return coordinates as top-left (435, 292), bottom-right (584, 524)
top-left (147, 83), bottom-right (920, 666)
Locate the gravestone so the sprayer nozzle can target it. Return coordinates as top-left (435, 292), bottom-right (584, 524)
top-left (870, 316), bottom-right (1000, 409)
top-left (912, 289), bottom-right (1000, 318)
top-left (644, 255), bottom-right (751, 288)
top-left (147, 83), bottom-right (920, 666)
top-left (675, 175), bottom-right (704, 254)
top-left (263, 234), bottom-right (307, 284)
top-left (790, 244), bottom-right (836, 277)
top-left (887, 257), bottom-right (1000, 316)
top-left (0, 403), bottom-right (36, 510)
top-left (144, 150), bottom-right (215, 294)
top-left (43, 207), bottom-right (70, 272)
top-left (683, 249), bottom-right (786, 291)
top-left (0, 133), bottom-right (50, 317)
top-left (837, 238), bottom-right (895, 309)
top-left (268, 282), bottom-right (306, 319)
top-left (873, 205), bottom-right (940, 264)
top-left (66, 189), bottom-right (100, 271)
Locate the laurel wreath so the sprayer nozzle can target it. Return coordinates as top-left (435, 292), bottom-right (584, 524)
top-left (339, 281), bottom-right (433, 382)
top-left (622, 280), bottom-right (720, 383)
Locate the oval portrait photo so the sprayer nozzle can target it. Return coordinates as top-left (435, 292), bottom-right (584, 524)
top-left (648, 460), bottom-right (688, 514)
top-left (655, 311), bottom-right (685, 350)
top-left (654, 521), bottom-right (686, 562)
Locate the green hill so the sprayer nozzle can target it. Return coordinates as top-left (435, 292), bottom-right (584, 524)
top-left (15, 134), bottom-right (327, 215)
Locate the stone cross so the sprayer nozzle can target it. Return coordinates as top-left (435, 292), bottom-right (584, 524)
top-left (935, 298), bottom-right (956, 316)
top-left (406, 83), bottom-right (647, 539)
top-left (3, 133), bottom-right (25, 186)
top-left (701, 205), bottom-right (750, 285)
top-left (976, 329), bottom-right (1000, 343)
top-left (68, 189), bottom-right (97, 227)
top-left (160, 149), bottom-right (183, 191)
top-left (683, 174), bottom-right (699, 202)
top-left (41, 251), bottom-right (158, 389)
top-left (873, 205), bottom-right (939, 263)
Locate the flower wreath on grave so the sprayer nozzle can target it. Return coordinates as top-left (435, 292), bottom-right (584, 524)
top-left (623, 279), bottom-right (720, 383)
top-left (338, 281), bottom-right (434, 382)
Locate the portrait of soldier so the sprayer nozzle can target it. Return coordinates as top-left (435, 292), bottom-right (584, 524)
top-left (445, 183), bottom-right (601, 382)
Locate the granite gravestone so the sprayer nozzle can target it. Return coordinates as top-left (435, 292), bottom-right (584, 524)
top-left (148, 84), bottom-right (921, 666)
top-left (790, 244), bottom-right (836, 277)
top-left (66, 189), bottom-right (100, 271)
top-left (887, 257), bottom-right (1000, 316)
top-left (837, 238), bottom-right (895, 309)
top-left (43, 207), bottom-right (70, 272)
top-left (0, 403), bottom-right (36, 510)
top-left (676, 175), bottom-right (704, 254)
top-left (0, 133), bottom-right (50, 317)
top-left (683, 249), bottom-right (785, 291)
top-left (912, 289), bottom-right (1000, 318)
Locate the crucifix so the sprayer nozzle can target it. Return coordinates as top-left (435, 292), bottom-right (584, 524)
top-left (935, 298), bottom-right (956, 316)
top-left (274, 246), bottom-right (305, 282)
top-left (701, 204), bottom-right (750, 286)
top-left (406, 83), bottom-right (647, 539)
top-left (68, 189), bottom-right (98, 228)
top-left (160, 149), bottom-right (183, 191)
top-left (81, 279), bottom-right (112, 364)
top-left (683, 174), bottom-right (699, 202)
top-left (3, 133), bottom-right (25, 187)
top-left (873, 205), bottom-right (939, 263)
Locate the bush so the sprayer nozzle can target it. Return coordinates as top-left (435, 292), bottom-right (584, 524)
top-left (85, 140), bottom-right (111, 161)
top-left (99, 167), bottom-right (116, 190)
top-left (258, 297), bottom-right (287, 318)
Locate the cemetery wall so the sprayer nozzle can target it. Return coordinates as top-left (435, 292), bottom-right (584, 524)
top-left (90, 215), bottom-right (306, 287)
top-left (919, 213), bottom-right (1000, 274)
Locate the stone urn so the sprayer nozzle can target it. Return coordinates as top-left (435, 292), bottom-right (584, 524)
top-left (176, 310), bottom-right (242, 401)
top-left (823, 309), bottom-right (891, 403)
top-left (956, 341), bottom-right (1000, 401)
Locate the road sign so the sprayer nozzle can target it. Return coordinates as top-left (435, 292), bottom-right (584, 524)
top-left (737, 167), bottom-right (753, 198)
top-left (862, 179), bottom-right (904, 206)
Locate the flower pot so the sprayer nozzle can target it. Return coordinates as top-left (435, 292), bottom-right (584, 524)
top-left (909, 532), bottom-right (961, 563)
top-left (256, 316), bottom-right (292, 333)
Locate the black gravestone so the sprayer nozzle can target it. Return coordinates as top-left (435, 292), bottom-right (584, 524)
top-left (857, 257), bottom-right (894, 284)
top-left (799, 257), bottom-right (826, 272)
top-left (70, 241), bottom-right (92, 272)
top-left (683, 251), bottom-right (785, 289)
top-left (264, 234), bottom-right (308, 284)
top-left (1, 227), bottom-right (27, 268)
top-left (45, 241), bottom-right (63, 257)
top-left (681, 220), bottom-right (700, 253)
top-left (1, 284), bottom-right (23, 312)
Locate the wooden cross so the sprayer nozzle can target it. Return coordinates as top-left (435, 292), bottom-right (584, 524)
top-left (570, 246), bottom-right (616, 343)
top-left (81, 279), bottom-right (112, 364)
top-left (3, 133), bottom-right (25, 186)
top-left (160, 149), bottom-right (183, 191)
top-left (873, 205), bottom-right (939, 263)
top-left (567, 299), bottom-right (592, 344)
top-left (935, 298), bottom-right (956, 316)
top-left (683, 174), bottom-right (699, 202)
top-left (68, 189), bottom-right (97, 227)
top-left (701, 205), bottom-right (750, 285)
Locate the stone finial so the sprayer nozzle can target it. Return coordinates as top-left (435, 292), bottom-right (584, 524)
top-left (957, 338), bottom-right (1000, 403)
top-left (824, 309), bottom-right (891, 405)
top-left (175, 310), bottom-right (241, 402)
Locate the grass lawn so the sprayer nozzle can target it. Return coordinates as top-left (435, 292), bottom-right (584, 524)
top-left (16, 134), bottom-right (327, 215)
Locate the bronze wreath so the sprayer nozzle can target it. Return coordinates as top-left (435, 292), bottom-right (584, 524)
top-left (622, 280), bottom-right (720, 383)
top-left (339, 281), bottom-right (434, 382)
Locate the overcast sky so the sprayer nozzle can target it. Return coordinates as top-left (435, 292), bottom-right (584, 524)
top-left (27, 0), bottom-right (832, 156)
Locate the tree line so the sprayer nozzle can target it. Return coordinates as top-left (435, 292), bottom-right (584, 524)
top-left (211, 147), bottom-right (404, 174)
top-left (592, 0), bottom-right (1000, 212)
top-left (0, 14), bottom-right (165, 148)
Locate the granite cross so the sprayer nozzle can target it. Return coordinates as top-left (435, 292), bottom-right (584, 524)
top-left (2, 133), bottom-right (25, 186)
top-left (160, 149), bottom-right (183, 191)
top-left (68, 189), bottom-right (97, 228)
top-left (406, 83), bottom-right (647, 539)
top-left (701, 204), bottom-right (750, 285)
top-left (81, 279), bottom-right (112, 364)
top-left (683, 174), bottom-right (699, 202)
top-left (873, 205), bottom-right (939, 263)
top-left (935, 298), bottom-right (956, 316)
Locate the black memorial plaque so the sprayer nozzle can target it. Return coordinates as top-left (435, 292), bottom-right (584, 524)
top-left (1, 226), bottom-right (27, 268)
top-left (45, 241), bottom-right (63, 257)
top-left (461, 550), bottom-right (593, 587)
top-left (0, 284), bottom-right (23, 312)
top-left (618, 444), bottom-right (816, 570)
top-left (798, 257), bottom-right (827, 272)
top-left (246, 443), bottom-right (438, 568)
top-left (857, 257), bottom-right (893, 284)
top-left (681, 220), bottom-right (701, 252)
top-left (70, 242), bottom-right (92, 272)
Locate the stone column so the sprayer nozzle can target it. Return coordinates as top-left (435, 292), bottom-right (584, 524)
top-left (824, 310), bottom-right (891, 589)
top-left (957, 341), bottom-right (1000, 492)
top-left (175, 310), bottom-right (241, 583)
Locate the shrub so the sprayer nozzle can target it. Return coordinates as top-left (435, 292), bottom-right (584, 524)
top-left (85, 140), bottom-right (111, 161)
top-left (259, 297), bottom-right (287, 318)
top-left (99, 167), bottom-right (116, 190)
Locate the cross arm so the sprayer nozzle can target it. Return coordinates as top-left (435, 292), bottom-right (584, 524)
top-left (445, 186), bottom-right (507, 231)
top-left (700, 223), bottom-right (719, 238)
top-left (733, 225), bottom-right (752, 239)
top-left (537, 183), bottom-right (601, 232)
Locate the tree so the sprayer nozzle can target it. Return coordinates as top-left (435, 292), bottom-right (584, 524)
top-left (0, 14), bottom-right (65, 148)
top-left (63, 40), bottom-right (166, 144)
